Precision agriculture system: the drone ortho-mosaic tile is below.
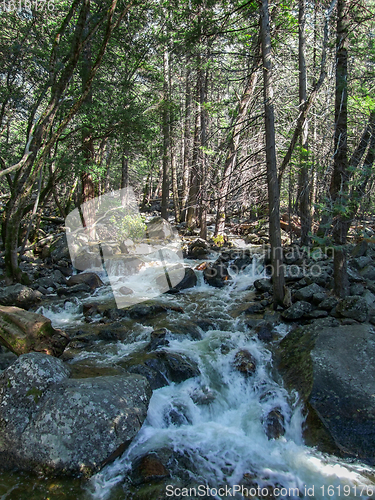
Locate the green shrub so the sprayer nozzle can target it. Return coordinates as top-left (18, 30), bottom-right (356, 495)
top-left (110, 214), bottom-right (146, 241)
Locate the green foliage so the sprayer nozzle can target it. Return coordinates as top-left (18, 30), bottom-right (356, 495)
top-left (212, 234), bottom-right (225, 246)
top-left (110, 214), bottom-right (146, 242)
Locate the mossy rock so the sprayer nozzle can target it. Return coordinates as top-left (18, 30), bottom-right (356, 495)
top-left (276, 321), bottom-right (375, 462)
top-left (0, 306), bottom-right (69, 356)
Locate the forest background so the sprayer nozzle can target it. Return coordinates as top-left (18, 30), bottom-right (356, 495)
top-left (0, 0), bottom-right (374, 303)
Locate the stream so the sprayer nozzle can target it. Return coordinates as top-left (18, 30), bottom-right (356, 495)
top-left (1, 251), bottom-right (375, 499)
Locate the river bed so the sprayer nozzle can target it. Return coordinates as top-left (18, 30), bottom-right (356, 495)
top-left (1, 255), bottom-right (375, 499)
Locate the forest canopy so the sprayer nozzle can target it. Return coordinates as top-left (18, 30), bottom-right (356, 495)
top-left (0, 0), bottom-right (374, 299)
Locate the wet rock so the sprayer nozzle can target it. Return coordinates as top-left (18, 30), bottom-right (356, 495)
top-left (230, 254), bottom-right (253, 274)
top-left (233, 349), bottom-right (256, 376)
top-left (119, 286), bottom-right (133, 295)
top-left (195, 318), bottom-right (215, 332)
top-left (0, 284), bottom-right (42, 308)
top-left (56, 283), bottom-right (91, 296)
top-left (255, 322), bottom-right (274, 342)
top-left (187, 238), bottom-right (209, 259)
top-left (131, 452), bottom-right (170, 485)
top-left (281, 301), bottom-right (313, 320)
top-left (147, 328), bottom-right (169, 351)
top-left (264, 408), bottom-right (285, 439)
top-left (169, 267), bottom-right (197, 292)
top-left (0, 352), bottom-right (152, 475)
top-left (125, 350), bottom-right (200, 390)
top-left (278, 323), bottom-right (375, 463)
top-left (83, 304), bottom-right (99, 319)
top-left (128, 447), bottom-right (202, 495)
top-left (254, 279), bottom-right (272, 293)
top-left (293, 283), bottom-right (325, 302)
top-left (336, 295), bottom-right (368, 323)
top-left (190, 387), bottom-right (216, 405)
top-left (126, 303), bottom-right (168, 319)
top-left (244, 302), bottom-right (266, 314)
top-left (164, 403), bottom-right (192, 426)
top-left (97, 329), bottom-right (120, 341)
top-left (67, 272), bottom-right (104, 290)
top-left (203, 261), bottom-right (230, 288)
top-left (0, 306), bottom-right (69, 357)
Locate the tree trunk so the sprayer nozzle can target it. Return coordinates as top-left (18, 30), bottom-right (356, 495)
top-left (161, 47), bottom-right (170, 221)
top-left (180, 63), bottom-right (191, 222)
top-left (297, 0), bottom-right (311, 246)
top-left (259, 0), bottom-right (285, 307)
top-left (330, 0), bottom-right (349, 297)
top-left (198, 62), bottom-right (208, 240)
top-left (186, 63), bottom-right (202, 229)
top-left (80, 26), bottom-right (96, 239)
top-left (120, 151), bottom-right (129, 207)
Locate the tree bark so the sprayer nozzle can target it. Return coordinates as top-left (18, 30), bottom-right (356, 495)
top-left (161, 47), bottom-right (170, 221)
top-left (259, 0), bottom-right (285, 307)
top-left (297, 0), bottom-right (311, 246)
top-left (186, 62), bottom-right (202, 229)
top-left (180, 63), bottom-right (191, 222)
top-left (331, 0), bottom-right (349, 297)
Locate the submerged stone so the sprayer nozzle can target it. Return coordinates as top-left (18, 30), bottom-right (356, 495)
top-left (233, 349), bottom-right (256, 376)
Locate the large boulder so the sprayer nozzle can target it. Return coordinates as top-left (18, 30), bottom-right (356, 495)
top-left (171, 268), bottom-right (197, 292)
top-left (123, 350), bottom-right (200, 390)
top-left (293, 283), bottom-right (325, 302)
top-left (0, 306), bottom-right (69, 356)
top-left (0, 352), bottom-right (152, 476)
top-left (157, 267), bottom-right (197, 293)
top-left (203, 260), bottom-right (230, 288)
top-left (277, 322), bottom-right (375, 463)
top-left (0, 284), bottom-right (41, 308)
top-left (187, 238), bottom-right (209, 259)
top-left (67, 272), bottom-right (104, 290)
top-left (281, 300), bottom-right (313, 320)
top-left (336, 295), bottom-right (368, 323)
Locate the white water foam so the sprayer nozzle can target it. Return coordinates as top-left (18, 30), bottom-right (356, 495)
top-left (85, 255), bottom-right (375, 500)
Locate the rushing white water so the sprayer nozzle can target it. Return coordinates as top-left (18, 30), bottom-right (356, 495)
top-left (38, 252), bottom-right (375, 500)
